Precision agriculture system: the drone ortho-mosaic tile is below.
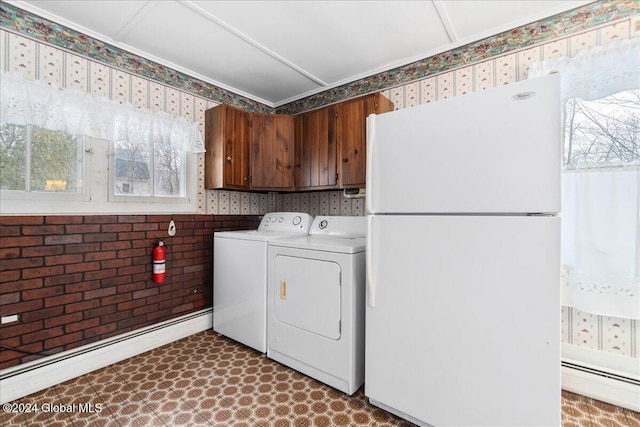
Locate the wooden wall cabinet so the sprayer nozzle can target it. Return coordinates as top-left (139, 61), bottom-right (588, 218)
top-left (204, 92), bottom-right (392, 192)
top-left (250, 113), bottom-right (295, 191)
top-left (338, 93), bottom-right (394, 188)
top-left (294, 104), bottom-right (338, 190)
top-left (204, 104), bottom-right (251, 190)
top-left (293, 92), bottom-right (394, 190)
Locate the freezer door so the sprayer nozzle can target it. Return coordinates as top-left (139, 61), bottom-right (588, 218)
top-left (365, 215), bottom-right (561, 427)
top-left (366, 74), bottom-right (560, 214)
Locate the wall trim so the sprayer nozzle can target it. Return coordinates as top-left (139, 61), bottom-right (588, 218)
top-left (0, 308), bottom-right (212, 404)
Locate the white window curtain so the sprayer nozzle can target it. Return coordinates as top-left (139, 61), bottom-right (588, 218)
top-left (0, 71), bottom-right (205, 153)
top-left (529, 38), bottom-right (640, 319)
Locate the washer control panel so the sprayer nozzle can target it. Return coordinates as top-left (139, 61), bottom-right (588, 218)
top-left (258, 212), bottom-right (313, 233)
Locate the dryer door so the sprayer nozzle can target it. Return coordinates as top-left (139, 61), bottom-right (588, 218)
top-left (273, 255), bottom-right (341, 340)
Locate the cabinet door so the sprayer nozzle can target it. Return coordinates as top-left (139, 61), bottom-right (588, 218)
top-left (338, 96), bottom-right (372, 188)
top-left (294, 105), bottom-right (338, 190)
top-left (251, 114), bottom-right (295, 190)
top-left (224, 106), bottom-right (251, 189)
top-left (338, 94), bottom-right (394, 188)
top-left (204, 104), bottom-right (250, 190)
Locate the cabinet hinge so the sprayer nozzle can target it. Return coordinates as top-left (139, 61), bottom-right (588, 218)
top-left (335, 172), bottom-right (339, 182)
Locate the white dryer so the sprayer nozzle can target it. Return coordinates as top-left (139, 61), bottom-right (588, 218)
top-left (213, 212), bottom-right (312, 353)
top-left (267, 216), bottom-right (366, 395)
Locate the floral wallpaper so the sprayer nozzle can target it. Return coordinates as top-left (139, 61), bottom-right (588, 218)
top-left (1, 1), bottom-right (638, 115)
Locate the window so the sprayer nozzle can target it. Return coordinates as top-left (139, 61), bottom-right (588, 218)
top-left (560, 90), bottom-right (639, 319)
top-left (0, 123), bottom-right (197, 214)
top-left (111, 140), bottom-right (185, 199)
top-left (564, 90), bottom-right (639, 167)
top-left (0, 124), bottom-right (83, 195)
top-left (0, 71), bottom-right (204, 215)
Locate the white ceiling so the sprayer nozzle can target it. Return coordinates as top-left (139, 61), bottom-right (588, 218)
top-left (11, 0), bottom-right (592, 107)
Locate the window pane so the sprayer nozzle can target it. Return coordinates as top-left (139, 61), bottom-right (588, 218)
top-left (0, 123), bottom-right (26, 190)
top-left (564, 90), bottom-right (640, 166)
top-left (114, 140), bottom-right (151, 196)
top-left (30, 127), bottom-right (83, 193)
top-left (154, 144), bottom-right (184, 197)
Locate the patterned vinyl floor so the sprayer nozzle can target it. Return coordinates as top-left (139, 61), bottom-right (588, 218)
top-left (2, 330), bottom-right (639, 427)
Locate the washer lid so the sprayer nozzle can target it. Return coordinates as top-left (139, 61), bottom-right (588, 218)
top-left (268, 235), bottom-right (366, 254)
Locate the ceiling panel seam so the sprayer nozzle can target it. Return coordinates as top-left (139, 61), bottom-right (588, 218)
top-left (180, 0), bottom-right (327, 87)
top-left (433, 1), bottom-right (458, 43)
top-left (111, 0), bottom-right (159, 42)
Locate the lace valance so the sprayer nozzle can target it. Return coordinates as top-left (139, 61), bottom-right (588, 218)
top-left (528, 37), bottom-right (640, 104)
top-left (0, 72), bottom-right (205, 153)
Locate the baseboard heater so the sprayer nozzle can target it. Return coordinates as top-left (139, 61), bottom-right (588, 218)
top-left (0, 308), bottom-right (212, 404)
top-left (561, 359), bottom-right (640, 412)
top-left (562, 361), bottom-right (640, 387)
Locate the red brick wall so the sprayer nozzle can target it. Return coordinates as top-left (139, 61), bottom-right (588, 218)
top-left (0, 214), bottom-right (260, 369)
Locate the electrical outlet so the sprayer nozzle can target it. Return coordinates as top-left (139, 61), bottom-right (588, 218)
top-left (1, 314), bottom-right (19, 324)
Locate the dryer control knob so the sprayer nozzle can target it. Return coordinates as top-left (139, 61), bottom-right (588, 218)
top-left (319, 220), bottom-right (328, 230)
top-left (292, 216), bottom-right (302, 226)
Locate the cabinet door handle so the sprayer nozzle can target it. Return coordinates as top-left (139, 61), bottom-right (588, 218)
top-left (226, 156), bottom-right (232, 163)
top-left (343, 158), bottom-right (349, 163)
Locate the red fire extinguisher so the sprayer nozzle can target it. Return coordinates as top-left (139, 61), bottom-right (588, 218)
top-left (153, 241), bottom-right (166, 283)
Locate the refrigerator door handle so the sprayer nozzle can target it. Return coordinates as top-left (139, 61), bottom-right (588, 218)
top-left (365, 115), bottom-right (375, 215)
top-left (366, 215), bottom-right (375, 307)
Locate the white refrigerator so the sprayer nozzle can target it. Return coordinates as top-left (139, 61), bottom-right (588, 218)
top-left (365, 74), bottom-right (561, 427)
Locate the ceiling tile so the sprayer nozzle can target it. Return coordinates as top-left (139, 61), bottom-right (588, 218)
top-left (440, 0), bottom-right (589, 42)
top-left (116, 1), bottom-right (323, 102)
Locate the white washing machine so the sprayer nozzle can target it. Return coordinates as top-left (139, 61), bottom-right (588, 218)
top-left (267, 216), bottom-right (366, 395)
top-left (213, 212), bottom-right (312, 353)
